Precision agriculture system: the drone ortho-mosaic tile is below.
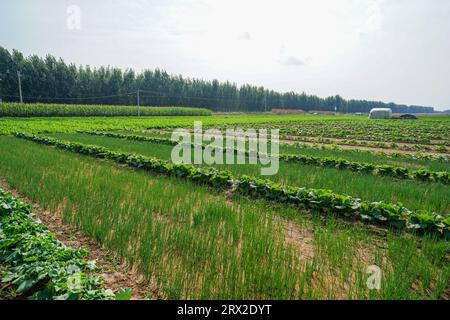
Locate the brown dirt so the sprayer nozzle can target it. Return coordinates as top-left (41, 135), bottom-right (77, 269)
top-left (271, 109), bottom-right (307, 115)
top-left (0, 179), bottom-right (164, 300)
top-left (280, 218), bottom-right (315, 261)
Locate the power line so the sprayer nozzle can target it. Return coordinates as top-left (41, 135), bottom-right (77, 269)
top-left (0, 88), bottom-right (268, 106)
top-left (138, 89), bottom-right (240, 102)
top-left (1, 92), bottom-right (135, 101)
top-left (139, 89), bottom-right (239, 101)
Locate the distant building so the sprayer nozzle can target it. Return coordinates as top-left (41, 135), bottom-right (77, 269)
top-left (369, 108), bottom-right (392, 119)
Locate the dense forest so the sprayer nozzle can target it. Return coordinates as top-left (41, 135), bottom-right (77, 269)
top-left (0, 47), bottom-right (435, 113)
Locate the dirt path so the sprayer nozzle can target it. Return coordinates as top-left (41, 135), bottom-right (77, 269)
top-left (0, 179), bottom-right (164, 300)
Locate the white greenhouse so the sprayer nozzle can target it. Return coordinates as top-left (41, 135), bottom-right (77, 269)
top-left (368, 108), bottom-right (392, 119)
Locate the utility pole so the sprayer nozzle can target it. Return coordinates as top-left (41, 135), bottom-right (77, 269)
top-left (137, 89), bottom-right (140, 116)
top-left (17, 71), bottom-right (23, 103)
top-left (264, 90), bottom-right (267, 113)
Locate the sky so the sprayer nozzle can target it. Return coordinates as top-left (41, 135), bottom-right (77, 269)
top-left (0, 0), bottom-right (449, 110)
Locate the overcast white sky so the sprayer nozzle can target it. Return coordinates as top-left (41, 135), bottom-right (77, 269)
top-left (1, 0), bottom-right (449, 110)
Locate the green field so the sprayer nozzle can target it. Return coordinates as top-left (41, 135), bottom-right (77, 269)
top-left (0, 114), bottom-right (354, 135)
top-left (45, 133), bottom-right (450, 214)
top-left (0, 112), bottom-right (449, 300)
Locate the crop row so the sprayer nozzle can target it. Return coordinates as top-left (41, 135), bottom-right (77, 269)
top-left (142, 127), bottom-right (450, 160)
top-left (0, 188), bottom-right (119, 300)
top-left (84, 131), bottom-right (450, 184)
top-left (15, 133), bottom-right (450, 238)
top-left (278, 127), bottom-right (449, 144)
top-left (212, 120), bottom-right (450, 143)
top-left (0, 114), bottom-right (335, 136)
top-left (135, 128), bottom-right (450, 163)
top-left (198, 126), bottom-right (449, 152)
top-left (0, 103), bottom-right (212, 117)
top-left (288, 141), bottom-right (450, 163)
top-left (280, 136), bottom-right (449, 154)
top-left (275, 121), bottom-right (450, 142)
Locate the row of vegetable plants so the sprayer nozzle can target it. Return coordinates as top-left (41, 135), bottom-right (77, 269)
top-left (201, 126), bottom-right (449, 152)
top-left (272, 121), bottom-right (450, 143)
top-left (277, 128), bottom-right (450, 145)
top-left (287, 141), bottom-right (450, 163)
top-left (15, 133), bottom-right (450, 239)
top-left (141, 127), bottom-right (450, 162)
top-left (0, 103), bottom-right (212, 117)
top-left (211, 120), bottom-right (450, 143)
top-left (0, 114), bottom-right (333, 136)
top-left (0, 188), bottom-right (128, 300)
top-left (278, 135), bottom-right (449, 154)
top-left (85, 131), bottom-right (450, 184)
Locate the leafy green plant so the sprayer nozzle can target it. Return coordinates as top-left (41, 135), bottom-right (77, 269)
top-left (115, 288), bottom-right (133, 300)
top-left (0, 188), bottom-right (119, 300)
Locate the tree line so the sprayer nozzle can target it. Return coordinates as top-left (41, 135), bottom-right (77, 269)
top-left (0, 47), bottom-right (435, 113)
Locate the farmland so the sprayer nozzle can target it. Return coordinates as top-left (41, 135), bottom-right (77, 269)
top-left (0, 110), bottom-right (449, 300)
